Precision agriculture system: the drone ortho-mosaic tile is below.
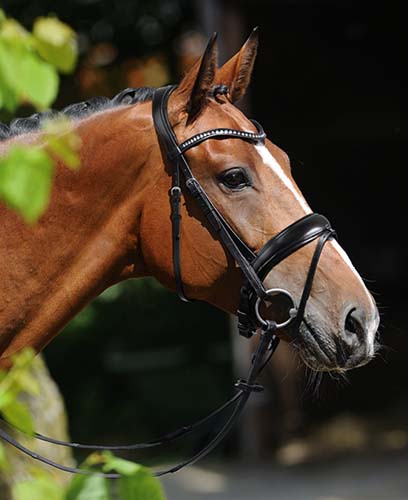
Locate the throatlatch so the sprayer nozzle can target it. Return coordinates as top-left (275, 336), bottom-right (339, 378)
top-left (0, 84), bottom-right (336, 478)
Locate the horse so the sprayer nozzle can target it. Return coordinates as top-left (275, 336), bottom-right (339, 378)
top-left (0, 28), bottom-right (381, 477)
top-left (0, 30), bottom-right (379, 373)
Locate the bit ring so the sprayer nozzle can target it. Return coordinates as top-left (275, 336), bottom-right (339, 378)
top-left (255, 288), bottom-right (297, 329)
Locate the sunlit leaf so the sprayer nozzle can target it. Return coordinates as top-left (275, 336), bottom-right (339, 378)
top-left (44, 117), bottom-right (81, 169)
top-left (0, 145), bottom-right (54, 223)
top-left (0, 79), bottom-right (19, 111)
top-left (100, 453), bottom-right (166, 500)
top-left (0, 18), bottom-right (30, 44)
top-left (0, 390), bottom-right (15, 409)
top-left (101, 451), bottom-right (140, 476)
top-left (13, 369), bottom-right (40, 395)
top-left (10, 347), bottom-right (36, 369)
top-left (0, 38), bottom-right (58, 109)
top-left (33, 16), bottom-right (78, 74)
top-left (0, 38), bottom-right (22, 95)
top-left (0, 442), bottom-right (9, 472)
top-left (118, 468), bottom-right (166, 500)
top-left (66, 474), bottom-right (111, 500)
top-left (12, 477), bottom-right (63, 500)
top-left (1, 399), bottom-right (33, 434)
top-left (18, 51), bottom-right (59, 108)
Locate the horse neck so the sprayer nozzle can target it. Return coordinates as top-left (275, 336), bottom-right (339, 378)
top-left (0, 103), bottom-right (158, 362)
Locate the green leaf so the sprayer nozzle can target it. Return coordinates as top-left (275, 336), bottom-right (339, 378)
top-left (0, 18), bottom-right (30, 44)
top-left (18, 51), bottom-right (59, 108)
top-left (10, 347), bottom-right (36, 369)
top-left (0, 38), bottom-right (58, 109)
top-left (0, 41), bottom-right (19, 111)
top-left (12, 477), bottom-right (63, 500)
top-left (0, 145), bottom-right (54, 223)
top-left (101, 451), bottom-right (140, 476)
top-left (66, 475), bottom-right (111, 500)
top-left (47, 135), bottom-right (80, 169)
top-left (12, 369), bottom-right (40, 396)
top-left (33, 17), bottom-right (78, 74)
top-left (118, 468), bottom-right (167, 500)
top-left (0, 38), bottom-right (22, 88)
top-left (0, 390), bottom-right (15, 409)
top-left (44, 117), bottom-right (81, 169)
top-left (1, 399), bottom-right (34, 434)
top-left (0, 442), bottom-right (9, 472)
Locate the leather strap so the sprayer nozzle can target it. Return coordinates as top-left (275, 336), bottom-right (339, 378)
top-left (152, 85), bottom-right (264, 301)
top-left (0, 321), bottom-right (279, 478)
top-left (253, 213), bottom-right (334, 279)
top-left (237, 214), bottom-right (336, 337)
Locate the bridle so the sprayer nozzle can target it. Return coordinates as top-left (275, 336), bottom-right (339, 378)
top-left (153, 85), bottom-right (336, 338)
top-left (0, 85), bottom-right (336, 477)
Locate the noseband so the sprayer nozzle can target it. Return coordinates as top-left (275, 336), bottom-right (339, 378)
top-left (0, 85), bottom-right (336, 478)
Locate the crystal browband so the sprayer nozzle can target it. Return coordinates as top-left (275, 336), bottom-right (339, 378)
top-left (177, 120), bottom-right (266, 156)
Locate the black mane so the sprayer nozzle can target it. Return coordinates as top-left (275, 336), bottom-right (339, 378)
top-left (0, 87), bottom-right (156, 142)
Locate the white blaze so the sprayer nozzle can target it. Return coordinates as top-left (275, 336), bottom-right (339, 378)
top-left (255, 145), bottom-right (311, 214)
top-left (254, 144), bottom-right (379, 351)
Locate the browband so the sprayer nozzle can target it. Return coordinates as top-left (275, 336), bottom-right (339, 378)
top-left (178, 121), bottom-right (266, 156)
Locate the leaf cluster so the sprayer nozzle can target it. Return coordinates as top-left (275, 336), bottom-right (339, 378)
top-left (0, 116), bottom-right (81, 223)
top-left (0, 8), bottom-right (81, 224)
top-left (11, 452), bottom-right (167, 500)
top-left (0, 10), bottom-right (77, 111)
top-left (0, 352), bottom-right (167, 499)
top-left (0, 348), bottom-right (39, 470)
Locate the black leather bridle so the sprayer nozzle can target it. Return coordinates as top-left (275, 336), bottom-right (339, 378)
top-left (0, 85), bottom-right (336, 478)
top-left (153, 85), bottom-right (336, 339)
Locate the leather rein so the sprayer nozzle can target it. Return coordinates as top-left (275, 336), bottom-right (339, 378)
top-left (0, 85), bottom-right (336, 478)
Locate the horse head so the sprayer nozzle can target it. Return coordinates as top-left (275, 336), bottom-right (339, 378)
top-left (140, 30), bottom-right (379, 372)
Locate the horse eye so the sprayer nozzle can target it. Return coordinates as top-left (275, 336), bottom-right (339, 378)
top-left (218, 167), bottom-right (251, 190)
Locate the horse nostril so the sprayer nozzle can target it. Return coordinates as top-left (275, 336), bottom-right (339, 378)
top-left (346, 308), bottom-right (358, 334)
top-left (343, 308), bottom-right (365, 348)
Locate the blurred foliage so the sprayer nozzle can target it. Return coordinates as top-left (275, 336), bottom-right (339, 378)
top-left (0, 145), bottom-right (54, 223)
top-left (0, 350), bottom-right (167, 500)
top-left (66, 451), bottom-right (166, 500)
top-left (0, 0), bottom-right (196, 107)
top-left (0, 10), bottom-right (77, 111)
top-left (11, 452), bottom-right (167, 500)
top-left (0, 10), bottom-right (80, 223)
top-left (0, 349), bottom-right (38, 439)
top-left (32, 16), bottom-right (77, 74)
top-left (12, 470), bottom-right (64, 500)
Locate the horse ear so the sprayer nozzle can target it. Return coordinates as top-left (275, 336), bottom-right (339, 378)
top-left (175, 33), bottom-right (218, 123)
top-left (216, 27), bottom-right (259, 103)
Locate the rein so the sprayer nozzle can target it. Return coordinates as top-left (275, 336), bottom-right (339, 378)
top-left (0, 85), bottom-right (335, 477)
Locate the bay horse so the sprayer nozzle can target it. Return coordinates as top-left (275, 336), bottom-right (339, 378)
top-left (0, 30), bottom-right (379, 371)
top-left (0, 29), bottom-right (379, 474)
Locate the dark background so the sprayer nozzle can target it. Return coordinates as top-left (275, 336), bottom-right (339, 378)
top-left (1, 0), bottom-right (406, 465)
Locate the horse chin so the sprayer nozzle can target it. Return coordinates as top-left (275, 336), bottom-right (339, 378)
top-left (292, 321), bottom-right (374, 373)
